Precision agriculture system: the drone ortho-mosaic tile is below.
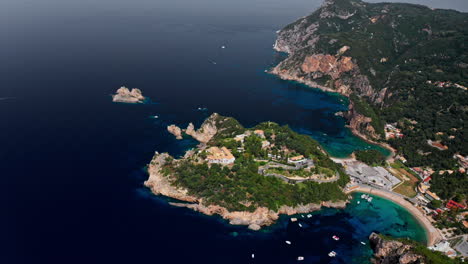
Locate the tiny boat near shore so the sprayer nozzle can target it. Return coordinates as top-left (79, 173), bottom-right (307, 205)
top-left (361, 241), bottom-right (366, 245)
top-left (290, 218), bottom-right (297, 222)
top-left (328, 251), bottom-right (337, 257)
top-left (297, 256), bottom-right (304, 261)
top-left (307, 214), bottom-right (312, 218)
top-left (332, 235), bottom-right (340, 241)
top-left (285, 240), bottom-right (291, 245)
top-left (298, 223), bottom-right (303, 228)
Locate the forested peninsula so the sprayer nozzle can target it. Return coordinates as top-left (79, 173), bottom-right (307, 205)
top-left (145, 113), bottom-right (350, 230)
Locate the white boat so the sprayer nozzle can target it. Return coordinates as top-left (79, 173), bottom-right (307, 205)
top-left (290, 218), bottom-right (297, 222)
top-left (285, 240), bottom-right (292, 245)
top-left (361, 241), bottom-right (366, 245)
top-left (357, 201), bottom-right (360, 204)
top-left (297, 256), bottom-right (304, 261)
top-left (153, 115), bottom-right (159, 118)
top-left (221, 45), bottom-right (226, 49)
top-left (298, 223), bottom-right (303, 228)
top-left (368, 197), bottom-right (373, 202)
top-left (361, 194), bottom-right (366, 199)
top-left (251, 253), bottom-right (255, 259)
top-left (332, 235), bottom-right (340, 241)
top-left (301, 215), bottom-right (305, 218)
top-left (328, 251), bottom-right (337, 257)
top-left (307, 214), bottom-right (312, 218)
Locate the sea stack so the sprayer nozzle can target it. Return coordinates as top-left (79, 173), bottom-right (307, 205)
top-left (112, 86), bottom-right (146, 103)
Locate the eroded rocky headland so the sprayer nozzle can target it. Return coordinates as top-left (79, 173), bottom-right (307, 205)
top-left (270, 0), bottom-right (468, 149)
top-left (112, 86), bottom-right (146, 103)
top-left (146, 113), bottom-right (350, 230)
top-left (369, 233), bottom-right (459, 264)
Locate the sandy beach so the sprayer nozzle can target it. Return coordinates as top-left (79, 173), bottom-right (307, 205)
top-left (348, 185), bottom-right (442, 246)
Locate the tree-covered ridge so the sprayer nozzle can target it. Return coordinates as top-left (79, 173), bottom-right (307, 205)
top-left (277, 0), bottom-right (467, 199)
top-left (376, 234), bottom-right (463, 264)
top-left (161, 117), bottom-right (349, 212)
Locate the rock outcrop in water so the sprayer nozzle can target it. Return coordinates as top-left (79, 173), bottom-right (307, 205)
top-left (167, 125), bottom-right (183, 140)
top-left (112, 86), bottom-right (146, 103)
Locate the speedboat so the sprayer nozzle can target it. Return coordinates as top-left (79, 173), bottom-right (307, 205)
top-left (361, 241), bottom-right (366, 245)
top-left (298, 223), bottom-right (303, 228)
top-left (251, 254), bottom-right (255, 259)
top-left (307, 214), bottom-right (312, 218)
top-left (332, 235), bottom-right (340, 241)
top-left (297, 256), bottom-right (304, 261)
top-left (285, 240), bottom-right (291, 245)
top-left (153, 115), bottom-right (159, 118)
top-left (328, 251), bottom-right (337, 257)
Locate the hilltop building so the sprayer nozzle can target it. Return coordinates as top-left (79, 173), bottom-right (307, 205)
top-left (206, 147), bottom-right (235, 165)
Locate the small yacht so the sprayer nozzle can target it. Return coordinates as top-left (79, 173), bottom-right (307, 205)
top-left (357, 201), bottom-right (360, 204)
top-left (251, 253), bottom-right (255, 259)
top-left (221, 45), bottom-right (226, 49)
top-left (297, 256), bottom-right (304, 261)
top-left (368, 197), bottom-right (373, 202)
top-left (290, 218), bottom-right (297, 222)
top-left (361, 194), bottom-right (366, 199)
top-left (361, 241), bottom-right (366, 245)
top-left (285, 240), bottom-right (292, 245)
top-left (153, 115), bottom-right (159, 118)
top-left (332, 235), bottom-right (340, 241)
top-left (298, 223), bottom-right (303, 228)
top-left (307, 214), bottom-right (312, 218)
top-left (328, 251), bottom-right (337, 257)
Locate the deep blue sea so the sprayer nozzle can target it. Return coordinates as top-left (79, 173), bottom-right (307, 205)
top-left (2, 0), bottom-right (465, 263)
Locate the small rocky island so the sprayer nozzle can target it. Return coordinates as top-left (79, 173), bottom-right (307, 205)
top-left (146, 113), bottom-right (350, 230)
top-left (112, 86), bottom-right (146, 103)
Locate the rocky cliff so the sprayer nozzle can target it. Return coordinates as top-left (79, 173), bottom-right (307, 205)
top-left (112, 86), bottom-right (146, 103)
top-left (369, 233), bottom-right (423, 264)
top-left (145, 152), bottom-right (348, 230)
top-left (271, 0), bottom-right (467, 141)
top-left (167, 113), bottom-right (244, 144)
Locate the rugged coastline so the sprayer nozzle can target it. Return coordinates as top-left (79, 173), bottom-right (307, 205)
top-left (146, 113), bottom-right (351, 230)
top-left (145, 151), bottom-right (348, 230)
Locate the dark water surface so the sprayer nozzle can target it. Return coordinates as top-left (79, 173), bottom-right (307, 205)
top-left (3, 0), bottom-right (463, 263)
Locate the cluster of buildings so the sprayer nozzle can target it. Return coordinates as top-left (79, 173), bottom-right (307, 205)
top-left (410, 167), bottom-right (434, 182)
top-left (427, 80), bottom-right (468, 91)
top-left (384, 124), bottom-right (404, 140)
top-left (454, 154), bottom-right (468, 172)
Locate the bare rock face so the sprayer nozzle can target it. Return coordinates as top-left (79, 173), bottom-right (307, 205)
top-left (167, 125), bottom-right (183, 140)
top-left (369, 233), bottom-right (423, 264)
top-left (301, 54), bottom-right (356, 80)
top-left (144, 153), bottom-right (198, 203)
top-left (112, 86), bottom-right (146, 103)
top-left (344, 100), bottom-right (380, 140)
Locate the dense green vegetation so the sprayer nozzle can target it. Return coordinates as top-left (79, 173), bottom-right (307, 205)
top-left (354, 149), bottom-right (386, 166)
top-left (164, 118), bottom-right (349, 211)
top-left (284, 0), bottom-right (468, 199)
top-left (430, 171), bottom-right (468, 200)
top-left (171, 156), bottom-right (347, 211)
top-left (379, 234), bottom-right (463, 264)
